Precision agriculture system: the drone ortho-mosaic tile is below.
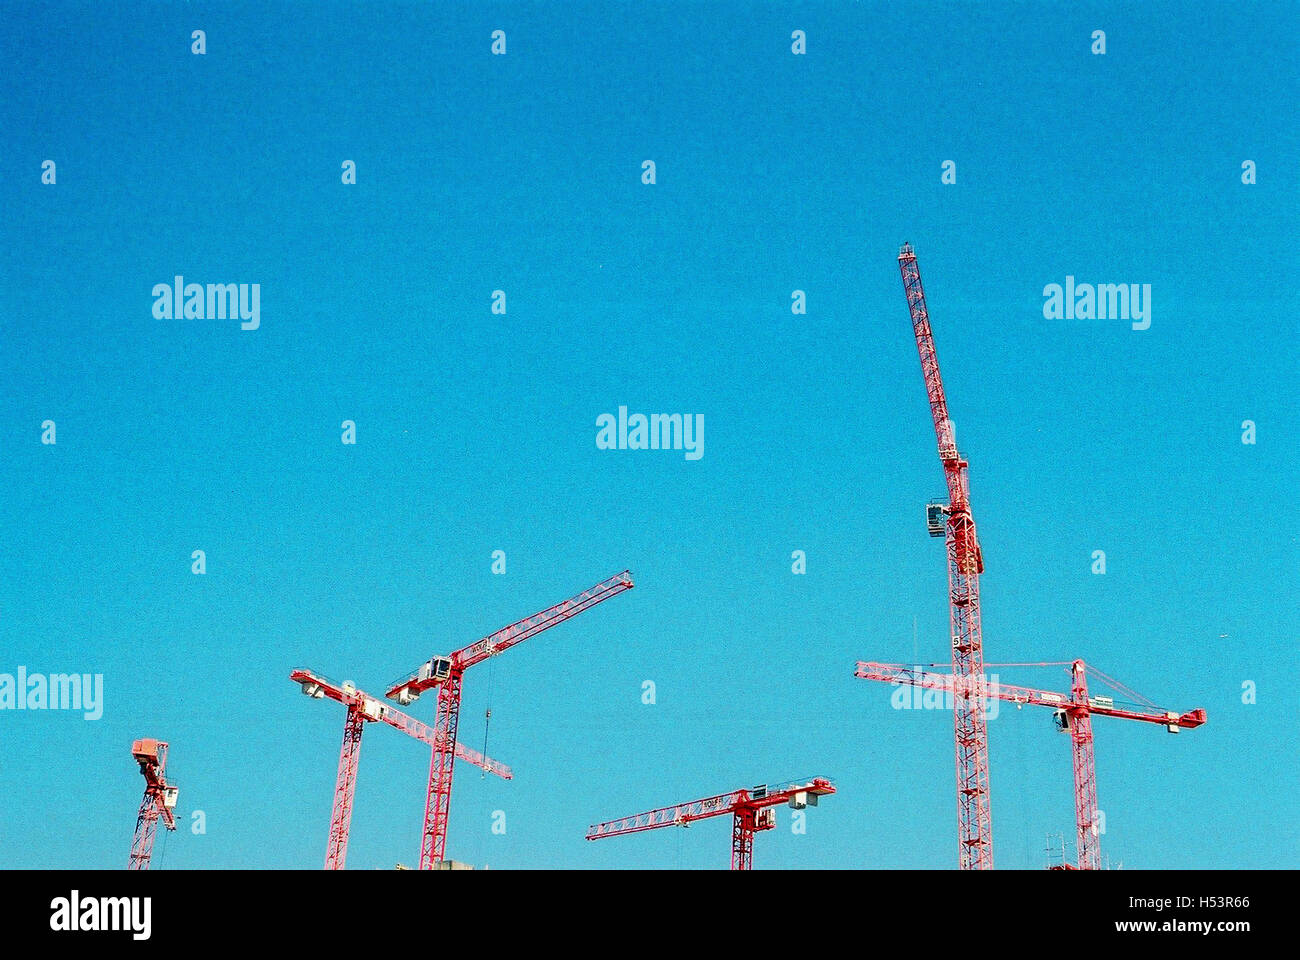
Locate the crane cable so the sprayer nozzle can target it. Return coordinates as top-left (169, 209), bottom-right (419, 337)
top-left (1085, 663), bottom-right (1159, 709)
top-left (481, 656), bottom-right (494, 779)
top-left (156, 809), bottom-right (169, 869)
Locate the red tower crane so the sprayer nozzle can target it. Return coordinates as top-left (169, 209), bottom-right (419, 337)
top-left (855, 660), bottom-right (1205, 869)
top-left (128, 739), bottom-right (178, 870)
top-left (586, 778), bottom-right (836, 869)
top-left (897, 242), bottom-right (993, 869)
top-left (386, 570), bottom-right (634, 869)
top-left (291, 668), bottom-right (512, 870)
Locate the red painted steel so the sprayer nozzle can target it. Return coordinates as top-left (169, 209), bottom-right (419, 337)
top-left (290, 668), bottom-right (512, 870)
top-left (898, 243), bottom-right (993, 869)
top-left (385, 571), bottom-right (634, 869)
top-left (325, 708), bottom-right (365, 870)
top-left (128, 739), bottom-right (176, 870)
top-left (586, 778), bottom-right (835, 870)
top-left (855, 660), bottom-right (1204, 868)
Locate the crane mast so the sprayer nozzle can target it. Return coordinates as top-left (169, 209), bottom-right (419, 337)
top-left (898, 243), bottom-right (993, 870)
top-left (1067, 662), bottom-right (1100, 870)
top-left (386, 570), bottom-right (634, 869)
top-left (291, 668), bottom-right (511, 870)
top-left (855, 660), bottom-right (1205, 869)
top-left (128, 739), bottom-right (177, 870)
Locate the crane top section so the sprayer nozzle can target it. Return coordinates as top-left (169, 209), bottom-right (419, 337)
top-left (290, 668), bottom-right (513, 780)
top-left (132, 738), bottom-right (164, 765)
top-left (586, 777), bottom-right (835, 840)
top-left (132, 739), bottom-right (170, 787)
top-left (897, 243), bottom-right (961, 469)
top-left (132, 738), bottom-right (178, 828)
top-left (293, 668), bottom-right (394, 722)
top-left (385, 570), bottom-right (634, 705)
top-left (855, 661), bottom-right (1206, 730)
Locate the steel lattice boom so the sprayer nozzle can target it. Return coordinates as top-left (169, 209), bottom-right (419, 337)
top-left (291, 668), bottom-right (512, 870)
top-left (386, 570), bottom-right (634, 869)
top-left (897, 242), bottom-right (993, 869)
top-left (128, 739), bottom-right (177, 870)
top-left (855, 660), bottom-right (1205, 868)
top-left (587, 778), bottom-right (835, 870)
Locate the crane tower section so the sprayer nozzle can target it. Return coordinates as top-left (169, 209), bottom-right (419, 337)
top-left (898, 243), bottom-right (993, 870)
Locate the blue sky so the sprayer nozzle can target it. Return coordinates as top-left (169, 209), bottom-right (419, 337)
top-left (1, 1), bottom-right (1295, 869)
